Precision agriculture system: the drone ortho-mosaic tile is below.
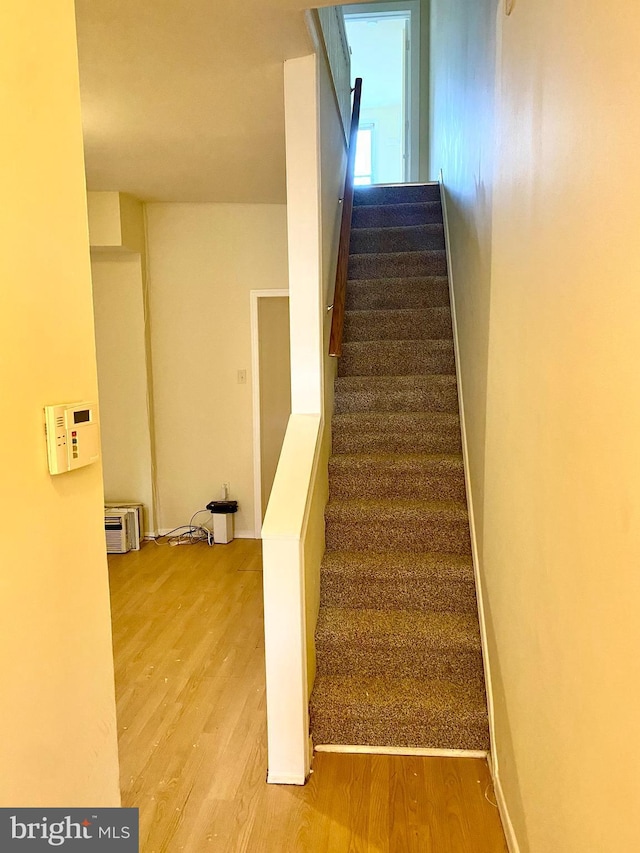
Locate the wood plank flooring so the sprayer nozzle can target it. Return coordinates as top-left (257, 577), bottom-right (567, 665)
top-left (108, 539), bottom-right (508, 852)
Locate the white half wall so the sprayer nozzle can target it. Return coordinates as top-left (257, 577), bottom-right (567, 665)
top-left (262, 45), bottom-right (346, 785)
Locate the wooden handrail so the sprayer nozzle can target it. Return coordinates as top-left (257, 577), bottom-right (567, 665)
top-left (329, 77), bottom-right (362, 357)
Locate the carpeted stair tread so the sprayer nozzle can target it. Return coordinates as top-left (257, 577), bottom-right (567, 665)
top-left (339, 339), bottom-right (455, 377)
top-left (326, 497), bottom-right (469, 520)
top-left (315, 607), bottom-right (482, 680)
top-left (325, 498), bottom-right (472, 554)
top-left (349, 250), bottom-right (447, 280)
top-left (334, 374), bottom-right (459, 414)
top-left (320, 551), bottom-right (476, 612)
top-left (309, 675), bottom-right (490, 750)
top-left (345, 277), bottom-right (450, 311)
top-left (352, 201), bottom-right (442, 229)
top-left (343, 307), bottom-right (452, 342)
top-left (329, 453), bottom-right (466, 501)
top-left (317, 607), bottom-right (481, 648)
top-left (350, 224), bottom-right (445, 254)
top-left (354, 184), bottom-right (441, 206)
top-left (332, 411), bottom-right (462, 454)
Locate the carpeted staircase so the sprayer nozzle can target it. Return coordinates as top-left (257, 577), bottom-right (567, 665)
top-left (309, 183), bottom-right (490, 750)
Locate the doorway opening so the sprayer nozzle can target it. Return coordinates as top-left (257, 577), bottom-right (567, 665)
top-left (343, 1), bottom-right (421, 184)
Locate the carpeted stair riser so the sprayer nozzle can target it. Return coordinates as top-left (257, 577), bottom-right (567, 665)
top-left (315, 608), bottom-right (482, 681)
top-left (325, 499), bottom-right (472, 554)
top-left (332, 412), bottom-right (462, 455)
top-left (354, 184), bottom-right (441, 205)
top-left (352, 201), bottom-right (442, 229)
top-left (343, 308), bottom-right (452, 343)
top-left (309, 676), bottom-right (490, 749)
top-left (329, 454), bottom-right (466, 501)
top-left (350, 224), bottom-right (445, 254)
top-left (320, 551), bottom-right (476, 613)
top-left (338, 340), bottom-right (455, 377)
top-left (349, 251), bottom-right (447, 280)
top-left (345, 277), bottom-right (450, 311)
top-left (334, 375), bottom-right (459, 415)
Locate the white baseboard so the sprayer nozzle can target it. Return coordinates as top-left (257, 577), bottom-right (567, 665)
top-left (488, 754), bottom-right (521, 853)
top-left (315, 744), bottom-right (488, 759)
top-left (153, 527), bottom-right (256, 541)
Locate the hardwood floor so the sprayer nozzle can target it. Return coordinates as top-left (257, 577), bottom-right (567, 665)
top-left (108, 539), bottom-right (508, 852)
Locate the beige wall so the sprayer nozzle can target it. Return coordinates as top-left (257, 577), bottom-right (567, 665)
top-left (146, 203), bottom-right (288, 536)
top-left (0, 0), bottom-right (119, 805)
top-left (258, 296), bottom-right (291, 516)
top-left (87, 192), bottom-right (123, 246)
top-left (430, 0), bottom-right (495, 566)
top-left (431, 0), bottom-right (640, 850)
top-left (92, 257), bottom-right (155, 533)
top-left (418, 0), bottom-right (430, 180)
top-left (316, 6), bottom-right (352, 136)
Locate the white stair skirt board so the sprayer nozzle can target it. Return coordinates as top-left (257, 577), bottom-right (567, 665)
top-left (315, 744), bottom-right (488, 759)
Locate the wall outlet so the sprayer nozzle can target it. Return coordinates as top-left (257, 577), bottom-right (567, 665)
top-left (222, 482), bottom-right (230, 500)
top-left (237, 369), bottom-right (247, 385)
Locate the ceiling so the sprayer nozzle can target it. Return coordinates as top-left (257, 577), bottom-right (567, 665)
top-left (75, 0), bottom-right (354, 204)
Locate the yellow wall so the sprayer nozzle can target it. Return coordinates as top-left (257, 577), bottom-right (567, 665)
top-left (432, 0), bottom-right (640, 850)
top-left (258, 296), bottom-right (291, 516)
top-left (89, 192), bottom-right (157, 535)
top-left (146, 203), bottom-right (288, 536)
top-left (87, 192), bottom-right (123, 247)
top-left (92, 257), bottom-right (155, 533)
top-left (0, 0), bottom-right (119, 805)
